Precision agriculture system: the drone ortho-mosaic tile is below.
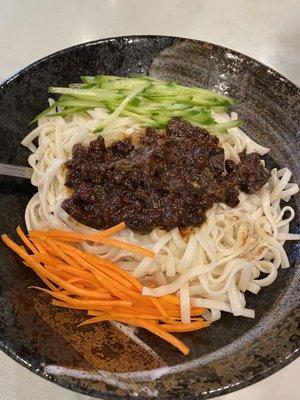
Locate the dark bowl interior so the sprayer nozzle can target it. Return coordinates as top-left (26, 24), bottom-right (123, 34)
top-left (0, 36), bottom-right (299, 399)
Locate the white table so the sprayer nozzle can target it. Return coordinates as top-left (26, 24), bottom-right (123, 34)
top-left (0, 1), bottom-right (299, 399)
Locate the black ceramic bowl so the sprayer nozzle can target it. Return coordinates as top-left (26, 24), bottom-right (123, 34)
top-left (0, 36), bottom-right (299, 399)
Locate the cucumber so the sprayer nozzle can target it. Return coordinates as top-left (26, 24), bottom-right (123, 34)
top-left (47, 107), bottom-right (90, 118)
top-left (210, 105), bottom-right (229, 113)
top-left (207, 120), bottom-right (243, 131)
top-left (121, 110), bottom-right (158, 126)
top-left (81, 75), bottom-right (122, 84)
top-left (56, 99), bottom-right (106, 108)
top-left (30, 102), bottom-right (58, 124)
top-left (33, 75), bottom-right (240, 131)
top-left (101, 78), bottom-right (147, 90)
top-left (94, 82), bottom-right (150, 133)
top-left (48, 87), bottom-right (127, 100)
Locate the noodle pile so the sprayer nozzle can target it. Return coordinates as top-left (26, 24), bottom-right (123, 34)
top-left (22, 107), bottom-right (300, 323)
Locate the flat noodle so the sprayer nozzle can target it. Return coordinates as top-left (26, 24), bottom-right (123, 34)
top-left (22, 108), bottom-right (300, 322)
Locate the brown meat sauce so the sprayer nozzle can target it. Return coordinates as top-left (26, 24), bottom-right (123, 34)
top-left (62, 118), bottom-right (270, 233)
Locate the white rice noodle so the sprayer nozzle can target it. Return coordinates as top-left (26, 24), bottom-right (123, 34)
top-left (23, 107), bottom-right (300, 322)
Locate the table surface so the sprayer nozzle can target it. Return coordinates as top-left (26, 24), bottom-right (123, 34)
top-left (0, 0), bottom-right (299, 399)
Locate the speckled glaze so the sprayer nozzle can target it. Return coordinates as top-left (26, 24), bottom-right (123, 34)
top-left (0, 36), bottom-right (299, 399)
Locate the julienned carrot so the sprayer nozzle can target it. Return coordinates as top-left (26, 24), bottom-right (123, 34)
top-left (79, 315), bottom-right (189, 355)
top-left (149, 296), bottom-right (169, 319)
top-left (2, 235), bottom-right (114, 300)
top-left (1, 226), bottom-right (210, 355)
top-left (95, 222), bottom-right (126, 237)
top-left (30, 229), bottom-right (154, 258)
top-left (32, 222), bottom-right (126, 242)
top-left (16, 226), bottom-right (37, 254)
top-left (31, 287), bottom-right (130, 306)
top-left (159, 321), bottom-right (211, 332)
top-left (52, 300), bottom-right (113, 311)
top-left (54, 241), bottom-right (143, 290)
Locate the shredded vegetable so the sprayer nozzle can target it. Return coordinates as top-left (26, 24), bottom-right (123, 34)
top-left (33, 75), bottom-right (242, 132)
top-left (2, 225), bottom-right (209, 355)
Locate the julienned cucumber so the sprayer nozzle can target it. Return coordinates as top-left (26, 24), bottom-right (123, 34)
top-left (94, 82), bottom-right (150, 132)
top-left (34, 75), bottom-right (241, 133)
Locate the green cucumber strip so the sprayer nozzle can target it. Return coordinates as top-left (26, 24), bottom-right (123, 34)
top-left (152, 115), bottom-right (170, 125)
top-left (56, 99), bottom-right (106, 108)
top-left (144, 95), bottom-right (222, 106)
top-left (121, 110), bottom-right (158, 126)
top-left (101, 78), bottom-right (147, 90)
top-left (94, 82), bottom-right (150, 133)
top-left (210, 105), bottom-right (229, 113)
top-left (47, 107), bottom-right (90, 118)
top-left (68, 83), bottom-right (99, 89)
top-left (30, 102), bottom-right (58, 124)
top-left (33, 75), bottom-right (239, 129)
top-left (126, 103), bottom-right (193, 114)
top-left (144, 82), bottom-right (235, 103)
top-left (48, 87), bottom-right (127, 99)
top-left (155, 103), bottom-right (192, 111)
top-left (151, 106), bottom-right (207, 117)
top-left (206, 120), bottom-right (243, 131)
top-left (130, 74), bottom-right (162, 82)
top-left (186, 118), bottom-right (243, 131)
top-left (81, 75), bottom-right (123, 84)
top-left (189, 116), bottom-right (216, 125)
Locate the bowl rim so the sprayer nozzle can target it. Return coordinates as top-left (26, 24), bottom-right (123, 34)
top-left (0, 34), bottom-right (299, 399)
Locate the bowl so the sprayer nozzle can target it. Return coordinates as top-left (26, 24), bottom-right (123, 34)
top-left (0, 36), bottom-right (299, 399)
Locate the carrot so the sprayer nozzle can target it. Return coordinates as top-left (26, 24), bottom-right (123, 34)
top-left (159, 321), bottom-right (210, 332)
top-left (138, 320), bottom-right (190, 355)
top-left (42, 238), bottom-right (143, 290)
top-left (95, 221), bottom-right (126, 237)
top-left (92, 237), bottom-right (154, 258)
top-left (32, 237), bottom-right (83, 269)
top-left (149, 297), bottom-right (169, 319)
top-left (57, 248), bottom-right (133, 289)
top-left (2, 229), bottom-right (210, 355)
top-left (33, 271), bottom-right (58, 292)
top-left (62, 243), bottom-right (143, 290)
top-left (2, 236), bottom-right (113, 299)
top-left (31, 287), bottom-right (131, 307)
top-left (30, 230), bottom-right (154, 258)
top-left (52, 300), bottom-right (113, 311)
top-left (79, 315), bottom-right (189, 355)
top-left (16, 226), bottom-right (38, 254)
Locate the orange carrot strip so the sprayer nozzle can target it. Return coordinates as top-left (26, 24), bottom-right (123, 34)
top-left (78, 316), bottom-right (112, 326)
top-left (33, 237), bottom-right (83, 269)
top-left (66, 277), bottom-right (105, 290)
top-left (32, 286), bottom-right (131, 307)
top-left (149, 297), bottom-right (169, 319)
top-left (53, 246), bottom-right (149, 303)
top-left (31, 230), bottom-right (154, 258)
top-left (43, 265), bottom-right (72, 280)
top-left (16, 226), bottom-right (38, 254)
top-left (32, 253), bottom-right (94, 281)
top-left (31, 239), bottom-right (47, 253)
top-left (159, 320), bottom-right (210, 332)
top-left (92, 237), bottom-right (154, 258)
top-left (78, 315), bottom-right (189, 355)
top-left (44, 239), bottom-right (143, 290)
top-left (72, 260), bottom-right (134, 301)
top-left (60, 249), bottom-right (133, 289)
top-left (52, 300), bottom-right (113, 312)
top-left (2, 235), bottom-right (116, 299)
top-left (160, 294), bottom-right (181, 306)
top-left (33, 270), bottom-right (58, 292)
top-left (139, 320), bottom-right (189, 355)
top-left (95, 221), bottom-right (126, 237)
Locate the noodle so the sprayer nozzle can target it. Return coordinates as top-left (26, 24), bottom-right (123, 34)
top-left (22, 106), bottom-right (300, 322)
